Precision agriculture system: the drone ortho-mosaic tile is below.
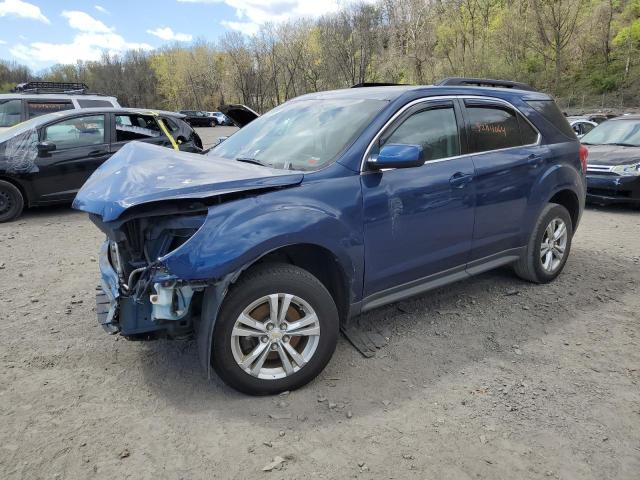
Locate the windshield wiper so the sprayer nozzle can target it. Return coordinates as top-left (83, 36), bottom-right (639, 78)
top-left (236, 157), bottom-right (270, 167)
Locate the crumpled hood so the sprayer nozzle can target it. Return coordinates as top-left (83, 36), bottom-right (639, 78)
top-left (585, 144), bottom-right (640, 166)
top-left (73, 142), bottom-right (303, 222)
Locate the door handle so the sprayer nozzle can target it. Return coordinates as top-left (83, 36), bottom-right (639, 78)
top-left (527, 154), bottom-right (544, 167)
top-left (449, 172), bottom-right (473, 188)
top-left (88, 149), bottom-right (106, 157)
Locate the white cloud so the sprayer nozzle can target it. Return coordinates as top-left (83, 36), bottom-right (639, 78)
top-left (10, 10), bottom-right (152, 65)
top-left (178, 0), bottom-right (345, 33)
top-left (11, 33), bottom-right (153, 65)
top-left (0, 0), bottom-right (49, 24)
top-left (147, 27), bottom-right (193, 42)
top-left (0, 39), bottom-right (7, 45)
top-left (220, 20), bottom-right (259, 36)
top-left (94, 5), bottom-right (109, 15)
top-left (62, 10), bottom-right (111, 33)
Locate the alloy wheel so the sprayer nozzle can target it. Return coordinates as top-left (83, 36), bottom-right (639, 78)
top-left (540, 217), bottom-right (568, 273)
top-left (230, 293), bottom-right (321, 380)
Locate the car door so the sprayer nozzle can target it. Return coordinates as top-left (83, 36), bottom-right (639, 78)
top-left (462, 99), bottom-right (545, 262)
top-left (361, 99), bottom-right (476, 299)
top-left (30, 113), bottom-right (111, 202)
top-left (110, 112), bottom-right (173, 154)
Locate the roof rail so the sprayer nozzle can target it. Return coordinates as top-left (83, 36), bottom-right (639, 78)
top-left (351, 82), bottom-right (407, 88)
top-left (12, 81), bottom-right (93, 94)
top-left (435, 77), bottom-right (535, 91)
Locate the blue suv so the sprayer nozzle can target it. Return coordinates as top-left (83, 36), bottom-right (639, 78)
top-left (74, 79), bottom-right (587, 395)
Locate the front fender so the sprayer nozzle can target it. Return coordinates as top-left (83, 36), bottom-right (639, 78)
top-left (159, 179), bottom-right (364, 373)
top-left (160, 174), bottom-right (364, 298)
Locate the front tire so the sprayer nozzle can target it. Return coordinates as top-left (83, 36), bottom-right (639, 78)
top-left (212, 263), bottom-right (339, 395)
top-left (514, 203), bottom-right (573, 283)
top-left (0, 180), bottom-right (24, 223)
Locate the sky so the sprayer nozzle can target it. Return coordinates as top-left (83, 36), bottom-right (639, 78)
top-left (0, 0), bottom-right (354, 71)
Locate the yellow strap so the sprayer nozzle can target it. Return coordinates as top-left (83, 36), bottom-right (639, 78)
top-left (154, 115), bottom-right (179, 151)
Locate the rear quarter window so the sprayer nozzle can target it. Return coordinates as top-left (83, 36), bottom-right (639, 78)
top-left (77, 99), bottom-right (114, 108)
top-left (525, 100), bottom-right (576, 138)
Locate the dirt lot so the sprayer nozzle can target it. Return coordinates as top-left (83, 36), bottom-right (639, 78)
top-left (1, 133), bottom-right (639, 479)
top-left (198, 125), bottom-right (238, 149)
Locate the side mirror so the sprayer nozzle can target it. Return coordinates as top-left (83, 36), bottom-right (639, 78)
top-left (37, 141), bottom-right (56, 155)
top-left (368, 144), bottom-right (424, 169)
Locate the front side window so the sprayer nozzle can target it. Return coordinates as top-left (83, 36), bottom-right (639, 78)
top-left (211, 98), bottom-right (386, 171)
top-left (115, 114), bottom-right (161, 141)
top-left (0, 99), bottom-right (22, 128)
top-left (381, 106), bottom-right (460, 161)
top-left (27, 101), bottom-right (73, 119)
top-left (466, 104), bottom-right (535, 153)
top-left (44, 115), bottom-right (105, 149)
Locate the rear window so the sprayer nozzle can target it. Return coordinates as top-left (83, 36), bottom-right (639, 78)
top-left (526, 100), bottom-right (576, 138)
top-left (77, 99), bottom-right (113, 108)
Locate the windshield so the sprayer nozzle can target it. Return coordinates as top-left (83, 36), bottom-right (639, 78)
top-left (210, 98), bottom-right (386, 171)
top-left (0, 99), bottom-right (22, 128)
top-left (581, 119), bottom-right (640, 147)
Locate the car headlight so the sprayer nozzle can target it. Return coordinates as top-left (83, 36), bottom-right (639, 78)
top-left (611, 162), bottom-right (640, 176)
top-left (108, 240), bottom-right (124, 278)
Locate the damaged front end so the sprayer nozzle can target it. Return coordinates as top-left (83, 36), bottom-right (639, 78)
top-left (94, 209), bottom-right (208, 337)
top-left (74, 141), bottom-right (303, 345)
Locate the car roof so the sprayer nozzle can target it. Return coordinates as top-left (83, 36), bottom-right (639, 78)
top-left (294, 85), bottom-right (552, 102)
top-left (31, 107), bottom-right (185, 123)
top-left (0, 93), bottom-right (118, 101)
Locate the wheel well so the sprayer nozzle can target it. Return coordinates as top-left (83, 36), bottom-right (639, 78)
top-left (549, 190), bottom-right (579, 229)
top-left (251, 244), bottom-right (350, 324)
top-left (0, 176), bottom-right (29, 206)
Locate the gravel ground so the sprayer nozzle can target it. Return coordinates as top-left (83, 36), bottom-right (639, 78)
top-left (0, 138), bottom-right (639, 479)
top-left (198, 125), bottom-right (238, 149)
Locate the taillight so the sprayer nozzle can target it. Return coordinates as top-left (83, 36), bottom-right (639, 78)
top-left (579, 144), bottom-right (588, 173)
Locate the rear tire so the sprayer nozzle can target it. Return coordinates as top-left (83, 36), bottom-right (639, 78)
top-left (514, 203), bottom-right (573, 283)
top-left (0, 180), bottom-right (24, 223)
top-left (211, 263), bottom-right (339, 395)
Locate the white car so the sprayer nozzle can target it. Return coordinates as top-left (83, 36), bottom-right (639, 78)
top-left (0, 81), bottom-right (120, 134)
top-left (568, 117), bottom-right (598, 138)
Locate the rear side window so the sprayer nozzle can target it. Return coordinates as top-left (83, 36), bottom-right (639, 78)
top-left (27, 101), bottom-right (73, 119)
top-left (518, 114), bottom-right (539, 144)
top-left (466, 104), bottom-right (522, 152)
top-left (77, 99), bottom-right (113, 108)
top-left (163, 117), bottom-right (180, 132)
top-left (115, 114), bottom-right (161, 141)
top-left (526, 100), bottom-right (575, 138)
